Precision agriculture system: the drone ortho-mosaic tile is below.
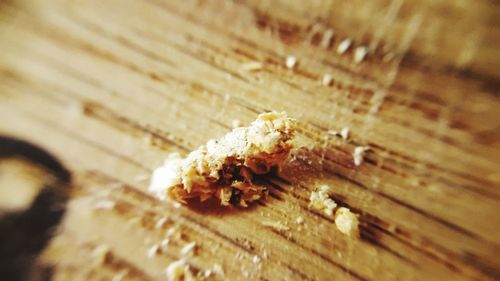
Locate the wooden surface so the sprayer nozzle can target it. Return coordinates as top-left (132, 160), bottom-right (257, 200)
top-left (0, 0), bottom-right (499, 280)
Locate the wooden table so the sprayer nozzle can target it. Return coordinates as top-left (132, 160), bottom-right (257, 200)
top-left (0, 0), bottom-right (499, 280)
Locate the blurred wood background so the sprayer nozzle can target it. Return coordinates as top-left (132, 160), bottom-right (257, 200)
top-left (0, 0), bottom-right (499, 280)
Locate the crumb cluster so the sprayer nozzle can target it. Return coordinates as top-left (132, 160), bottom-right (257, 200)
top-left (149, 112), bottom-right (296, 206)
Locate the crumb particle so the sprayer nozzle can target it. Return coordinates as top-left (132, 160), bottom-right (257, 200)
top-left (334, 207), bottom-right (359, 236)
top-left (241, 61), bottom-right (263, 71)
top-left (353, 146), bottom-right (370, 166)
top-left (322, 74), bottom-right (333, 86)
top-left (310, 185), bottom-right (337, 216)
top-left (354, 46), bottom-right (368, 63)
top-left (296, 216), bottom-right (304, 224)
top-left (337, 39), bottom-right (352, 54)
top-left (285, 56), bottom-right (297, 69)
top-left (340, 127), bottom-right (350, 140)
top-left (321, 29), bottom-right (335, 49)
top-left (252, 255), bottom-right (261, 264)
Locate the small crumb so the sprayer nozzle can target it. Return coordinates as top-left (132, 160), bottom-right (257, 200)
top-left (203, 269), bottom-right (213, 278)
top-left (285, 55), bottom-right (297, 69)
top-left (165, 259), bottom-right (187, 281)
top-left (353, 146), bottom-right (370, 166)
top-left (241, 61), bottom-right (263, 71)
top-left (91, 245), bottom-right (111, 266)
top-left (334, 207), bottom-right (359, 236)
top-left (262, 220), bottom-right (290, 231)
top-left (231, 119), bottom-right (241, 128)
top-left (155, 217), bottom-right (169, 229)
top-left (321, 29), bottom-right (335, 49)
top-left (180, 242), bottom-right (197, 256)
top-left (93, 199), bottom-right (115, 210)
top-left (213, 263), bottom-right (225, 277)
top-left (296, 216), bottom-right (304, 224)
top-left (337, 39), bottom-right (352, 54)
top-left (111, 270), bottom-right (128, 281)
top-left (340, 127), bottom-right (350, 140)
top-left (161, 239), bottom-right (170, 248)
top-left (353, 46), bottom-right (368, 63)
top-left (172, 202), bottom-right (182, 208)
top-left (252, 255), bottom-right (261, 264)
top-left (147, 244), bottom-right (161, 259)
top-left (322, 74), bottom-right (333, 86)
top-left (310, 185), bottom-right (337, 216)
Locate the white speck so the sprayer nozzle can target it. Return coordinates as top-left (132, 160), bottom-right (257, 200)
top-left (147, 244), bottom-right (161, 259)
top-left (213, 263), bottom-right (225, 277)
top-left (94, 200), bottom-right (115, 210)
top-left (285, 56), bottom-right (297, 69)
top-left (203, 269), bottom-right (213, 278)
top-left (160, 239), bottom-right (170, 248)
top-left (322, 74), bottom-right (333, 86)
top-left (354, 46), bottom-right (368, 63)
top-left (309, 185), bottom-right (337, 216)
top-left (334, 207), bottom-right (359, 236)
top-left (296, 216), bottom-right (304, 224)
top-left (321, 29), bottom-right (335, 48)
top-left (172, 202), bottom-right (182, 208)
top-left (231, 119), bottom-right (241, 128)
top-left (252, 255), bottom-right (261, 264)
top-left (337, 39), bottom-right (352, 54)
top-left (340, 127), bottom-right (350, 140)
top-left (180, 242), bottom-right (197, 256)
top-left (155, 217), bottom-right (169, 229)
top-left (241, 61), bottom-right (263, 71)
top-left (165, 259), bottom-right (186, 281)
top-left (353, 146), bottom-right (370, 166)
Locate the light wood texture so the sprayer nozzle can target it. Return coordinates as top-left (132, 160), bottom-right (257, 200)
top-left (0, 0), bottom-right (499, 280)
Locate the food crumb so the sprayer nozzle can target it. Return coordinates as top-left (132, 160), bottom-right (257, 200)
top-left (285, 55), bottom-right (297, 69)
top-left (91, 245), bottom-right (111, 266)
top-left (296, 216), bottom-right (304, 224)
top-left (353, 146), bottom-right (370, 166)
top-left (149, 112), bottom-right (296, 206)
top-left (231, 119), bottom-right (241, 128)
top-left (322, 74), bottom-right (333, 86)
top-left (310, 185), bottom-right (337, 216)
top-left (354, 46), bottom-right (368, 63)
top-left (334, 207), bottom-right (359, 236)
top-left (252, 255), bottom-right (261, 264)
top-left (147, 244), bottom-right (161, 259)
top-left (337, 38), bottom-right (352, 54)
top-left (241, 61), bottom-right (263, 71)
top-left (340, 127), bottom-right (350, 140)
top-left (165, 259), bottom-right (187, 281)
top-left (180, 242), bottom-right (197, 256)
top-left (321, 29), bottom-right (335, 49)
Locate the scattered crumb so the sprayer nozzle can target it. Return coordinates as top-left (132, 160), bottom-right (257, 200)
top-left (155, 217), bottom-right (169, 229)
top-left (295, 216), bottom-right (304, 224)
top-left (180, 242), bottom-right (197, 256)
top-left (353, 46), bottom-right (368, 63)
top-left (149, 112), bottom-right (296, 206)
top-left (353, 146), bottom-right (370, 166)
top-left (203, 269), bottom-right (213, 278)
top-left (147, 244), bottom-right (161, 259)
top-left (334, 207), bottom-right (359, 236)
top-left (91, 245), bottom-right (111, 266)
top-left (252, 255), bottom-right (261, 264)
top-left (321, 29), bottom-right (335, 49)
top-left (93, 199), bottom-right (115, 210)
top-left (322, 74), bottom-right (333, 86)
top-left (231, 119), bottom-right (241, 128)
top-left (213, 263), bottom-right (225, 277)
top-left (161, 239), bottom-right (170, 248)
top-left (310, 185), bottom-right (337, 216)
top-left (337, 38), bottom-right (352, 54)
top-left (262, 220), bottom-right (290, 231)
top-left (165, 259), bottom-right (187, 281)
top-left (241, 61), bottom-right (263, 71)
top-left (285, 56), bottom-right (297, 69)
top-left (340, 127), bottom-right (350, 140)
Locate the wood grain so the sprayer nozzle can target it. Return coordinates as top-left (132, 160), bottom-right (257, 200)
top-left (0, 0), bottom-right (498, 280)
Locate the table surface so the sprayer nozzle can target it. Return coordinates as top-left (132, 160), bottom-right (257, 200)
top-left (0, 0), bottom-right (499, 280)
